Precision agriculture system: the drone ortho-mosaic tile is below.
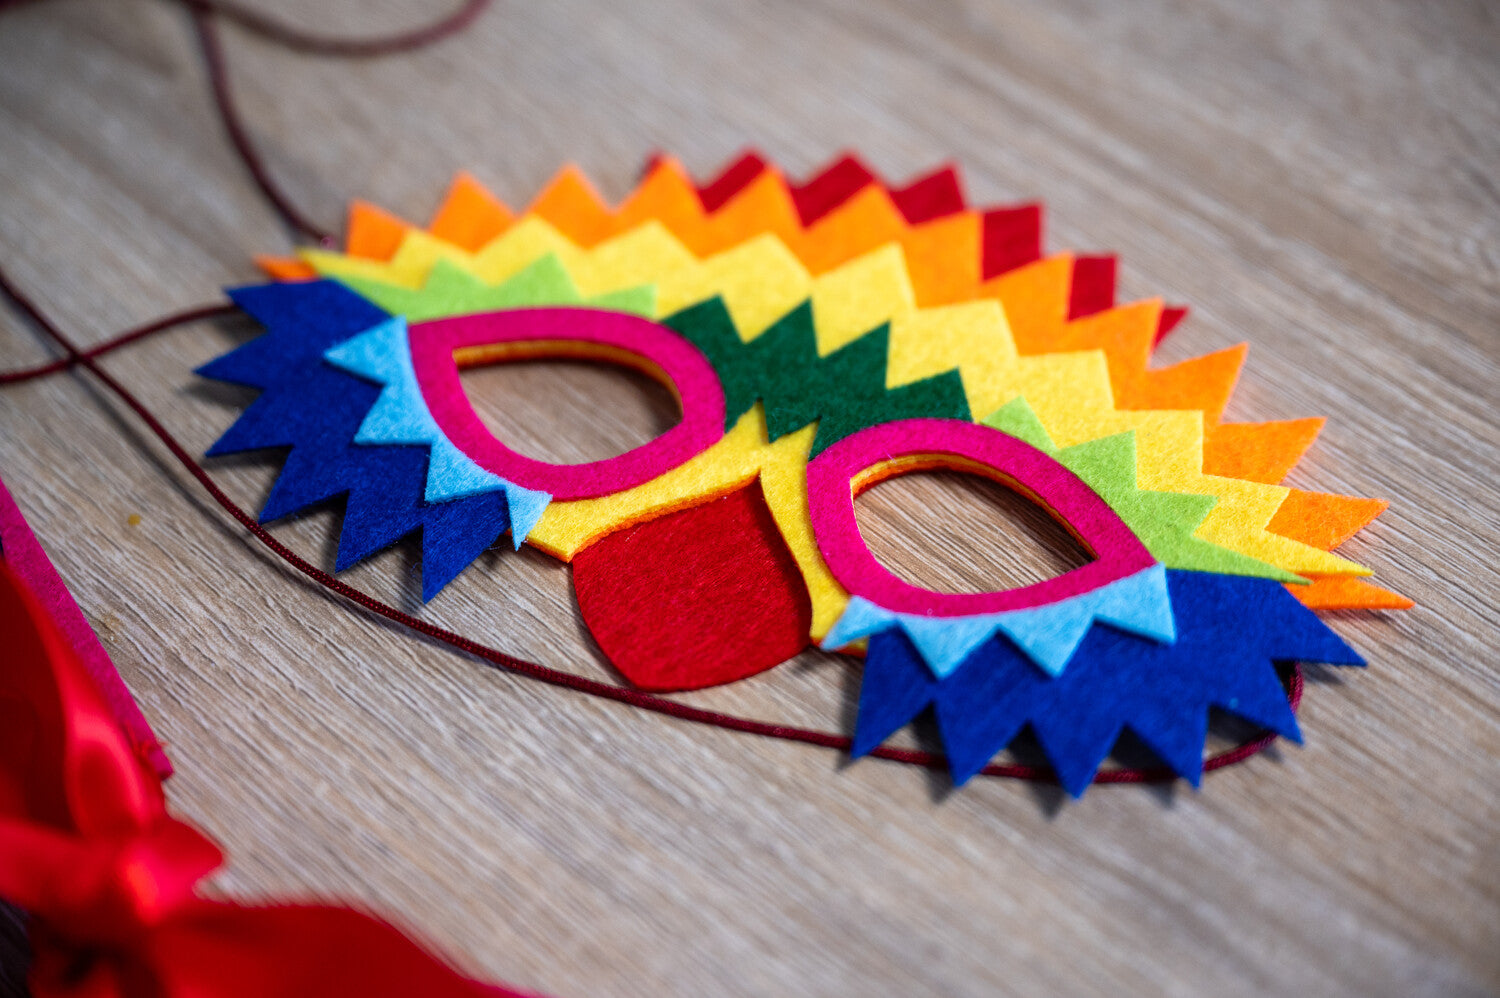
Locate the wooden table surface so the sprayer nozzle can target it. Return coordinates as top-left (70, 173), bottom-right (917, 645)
top-left (2, 1), bottom-right (1497, 995)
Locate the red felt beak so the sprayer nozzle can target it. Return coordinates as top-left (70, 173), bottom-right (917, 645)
top-left (571, 480), bottom-right (813, 692)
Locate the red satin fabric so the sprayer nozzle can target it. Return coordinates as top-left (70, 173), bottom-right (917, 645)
top-left (0, 561), bottom-right (540, 998)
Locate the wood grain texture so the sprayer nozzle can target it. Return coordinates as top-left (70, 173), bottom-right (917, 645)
top-left (1, 1), bottom-right (1498, 995)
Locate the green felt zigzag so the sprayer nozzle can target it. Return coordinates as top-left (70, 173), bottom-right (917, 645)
top-left (984, 398), bottom-right (1297, 581)
top-left (334, 255), bottom-right (656, 322)
top-left (663, 297), bottom-right (972, 457)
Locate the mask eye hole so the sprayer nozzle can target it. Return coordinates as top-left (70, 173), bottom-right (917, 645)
top-left (854, 467), bottom-right (1093, 595)
top-left (406, 307), bottom-right (726, 501)
top-left (457, 351), bottom-right (681, 466)
top-left (808, 418), bottom-right (1155, 617)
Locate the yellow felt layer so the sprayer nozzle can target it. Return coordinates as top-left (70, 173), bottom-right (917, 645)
top-left (300, 221), bottom-right (1370, 581)
top-left (529, 409), bottom-right (849, 640)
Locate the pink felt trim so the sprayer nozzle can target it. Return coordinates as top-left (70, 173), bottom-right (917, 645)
top-left (805, 418), bottom-right (1155, 616)
top-left (0, 474), bottom-right (172, 778)
top-left (408, 308), bottom-right (725, 500)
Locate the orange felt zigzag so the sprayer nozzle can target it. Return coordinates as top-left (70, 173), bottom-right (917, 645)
top-left (1268, 491), bottom-right (1411, 609)
top-left (254, 157), bottom-right (1402, 610)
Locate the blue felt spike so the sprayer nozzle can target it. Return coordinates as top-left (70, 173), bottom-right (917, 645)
top-left (420, 489), bottom-right (513, 600)
top-left (331, 449), bottom-right (431, 570)
top-left (358, 388), bottom-right (434, 444)
top-left (197, 280), bottom-right (516, 596)
top-left (852, 570), bottom-right (1363, 794)
top-left (851, 631), bottom-right (940, 758)
top-left (1093, 562), bottom-right (1176, 643)
top-left (205, 388), bottom-right (302, 457)
top-left (1206, 654), bottom-right (1304, 744)
top-left (256, 369), bottom-right (386, 521)
top-left (992, 602), bottom-right (1096, 677)
top-left (1127, 708), bottom-right (1210, 787)
top-left (929, 638), bottom-right (1035, 784)
top-left (322, 316), bottom-right (407, 384)
top-left (1027, 706), bottom-right (1127, 797)
top-left (199, 281), bottom-right (389, 387)
top-left (992, 563), bottom-right (1177, 676)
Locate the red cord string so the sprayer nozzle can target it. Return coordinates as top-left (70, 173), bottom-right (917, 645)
top-left (0, 303), bottom-right (234, 385)
top-left (187, 7), bottom-right (331, 244)
top-left (0, 0), bottom-right (1298, 786)
top-left (192, 0), bottom-right (491, 58)
top-left (185, 0), bottom-right (492, 241)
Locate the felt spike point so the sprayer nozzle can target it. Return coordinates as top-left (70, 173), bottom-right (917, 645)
top-left (1068, 256), bottom-right (1118, 320)
top-left (419, 489), bottom-right (514, 599)
top-left (889, 164), bottom-right (965, 224)
top-left (791, 153), bottom-right (878, 225)
top-left (1268, 490), bottom-right (1389, 551)
top-left (502, 485), bottom-right (551, 548)
top-left (346, 200), bottom-right (411, 261)
top-left (527, 165), bottom-right (614, 246)
top-left (1204, 418), bottom-right (1325, 485)
top-left (255, 254), bottom-right (318, 282)
top-left (1289, 576), bottom-right (1414, 611)
top-left (1155, 305), bottom-right (1189, 346)
top-left (428, 172), bottom-right (513, 251)
top-left (1130, 707), bottom-right (1211, 787)
top-left (820, 596), bottom-right (895, 652)
top-left (980, 204), bottom-right (1044, 279)
top-left (696, 150), bottom-right (771, 211)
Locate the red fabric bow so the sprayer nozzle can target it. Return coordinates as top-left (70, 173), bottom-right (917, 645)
top-left (0, 561), bottom-right (540, 998)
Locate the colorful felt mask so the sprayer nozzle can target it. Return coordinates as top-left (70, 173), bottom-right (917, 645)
top-left (200, 154), bottom-right (1406, 795)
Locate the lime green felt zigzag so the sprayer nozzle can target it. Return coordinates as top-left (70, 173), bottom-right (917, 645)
top-left (985, 398), bottom-right (1295, 580)
top-left (335, 254), bottom-right (657, 322)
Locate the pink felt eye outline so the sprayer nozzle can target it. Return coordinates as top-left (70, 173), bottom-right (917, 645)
top-left (806, 418), bottom-right (1156, 617)
top-left (408, 308), bottom-right (726, 501)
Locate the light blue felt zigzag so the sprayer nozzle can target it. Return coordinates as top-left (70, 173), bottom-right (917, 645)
top-left (822, 563), bottom-right (1176, 678)
top-left (323, 317), bottom-right (551, 546)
